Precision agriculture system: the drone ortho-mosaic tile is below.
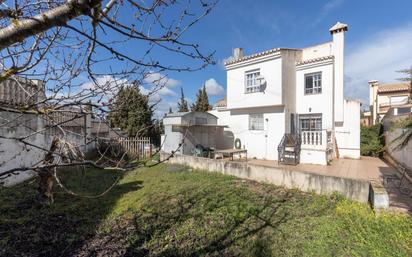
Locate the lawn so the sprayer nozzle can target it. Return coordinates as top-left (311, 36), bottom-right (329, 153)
top-left (1, 164), bottom-right (412, 257)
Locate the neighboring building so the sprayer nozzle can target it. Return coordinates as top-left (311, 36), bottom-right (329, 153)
top-left (162, 112), bottom-right (228, 155)
top-left (368, 80), bottom-right (411, 125)
top-left (209, 22), bottom-right (360, 165)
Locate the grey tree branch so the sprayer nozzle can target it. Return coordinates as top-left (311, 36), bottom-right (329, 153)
top-left (0, 0), bottom-right (101, 50)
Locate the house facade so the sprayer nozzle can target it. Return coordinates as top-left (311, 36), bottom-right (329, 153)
top-left (210, 22), bottom-right (360, 165)
top-left (366, 80), bottom-right (411, 125)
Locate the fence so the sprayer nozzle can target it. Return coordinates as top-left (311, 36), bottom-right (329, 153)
top-left (116, 137), bottom-right (152, 159)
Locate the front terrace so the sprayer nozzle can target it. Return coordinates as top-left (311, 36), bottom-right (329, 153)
top-left (161, 152), bottom-right (412, 214)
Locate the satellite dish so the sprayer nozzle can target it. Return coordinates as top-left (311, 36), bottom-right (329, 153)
top-left (256, 75), bottom-right (266, 91)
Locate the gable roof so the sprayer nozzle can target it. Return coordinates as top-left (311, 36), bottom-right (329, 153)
top-left (377, 83), bottom-right (410, 93)
top-left (224, 48), bottom-right (281, 66)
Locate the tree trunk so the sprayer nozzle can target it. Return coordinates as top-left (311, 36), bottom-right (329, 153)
top-left (37, 137), bottom-right (59, 205)
top-left (37, 169), bottom-right (54, 205)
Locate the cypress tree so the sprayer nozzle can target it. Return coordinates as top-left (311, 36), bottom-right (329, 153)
top-left (177, 87), bottom-right (189, 112)
top-left (191, 85), bottom-right (211, 112)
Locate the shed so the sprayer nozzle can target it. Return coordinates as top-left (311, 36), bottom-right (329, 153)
top-left (161, 112), bottom-right (228, 156)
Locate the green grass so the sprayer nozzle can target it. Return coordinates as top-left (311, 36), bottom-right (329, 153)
top-left (1, 164), bottom-right (412, 257)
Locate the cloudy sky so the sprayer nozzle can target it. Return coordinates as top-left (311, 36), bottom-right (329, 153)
top-left (93, 0), bottom-right (412, 116)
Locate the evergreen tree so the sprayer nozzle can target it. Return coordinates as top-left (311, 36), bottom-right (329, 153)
top-left (169, 107), bottom-right (173, 114)
top-left (108, 84), bottom-right (153, 137)
top-left (177, 87), bottom-right (189, 112)
top-left (191, 85), bottom-right (211, 112)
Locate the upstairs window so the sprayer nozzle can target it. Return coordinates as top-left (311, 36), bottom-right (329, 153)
top-left (305, 72), bottom-right (322, 94)
top-left (245, 70), bottom-right (261, 93)
top-left (249, 114), bottom-right (264, 130)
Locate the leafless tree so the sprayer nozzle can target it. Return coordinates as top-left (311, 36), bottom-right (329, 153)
top-left (0, 0), bottom-right (217, 204)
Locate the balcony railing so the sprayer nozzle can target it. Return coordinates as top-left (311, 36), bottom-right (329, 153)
top-left (301, 130), bottom-right (332, 150)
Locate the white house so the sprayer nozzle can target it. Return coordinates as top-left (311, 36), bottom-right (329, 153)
top-left (210, 22), bottom-right (360, 165)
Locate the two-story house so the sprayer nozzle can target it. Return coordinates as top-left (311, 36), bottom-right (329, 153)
top-left (366, 80), bottom-right (411, 125)
top-left (210, 22), bottom-right (360, 165)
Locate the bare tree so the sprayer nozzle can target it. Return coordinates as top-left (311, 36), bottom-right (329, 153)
top-left (0, 0), bottom-right (217, 204)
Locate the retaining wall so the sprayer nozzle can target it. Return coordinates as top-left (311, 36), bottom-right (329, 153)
top-left (160, 152), bottom-right (371, 203)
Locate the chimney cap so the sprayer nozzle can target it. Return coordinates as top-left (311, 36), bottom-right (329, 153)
top-left (368, 80), bottom-right (378, 85)
top-left (329, 22), bottom-right (348, 34)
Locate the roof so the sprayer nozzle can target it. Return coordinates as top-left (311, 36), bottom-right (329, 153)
top-left (377, 83), bottom-right (410, 93)
top-left (164, 111), bottom-right (218, 119)
top-left (171, 124), bottom-right (228, 128)
top-left (329, 22), bottom-right (348, 34)
top-left (165, 112), bottom-right (190, 117)
top-left (224, 48), bottom-right (281, 66)
top-left (215, 98), bottom-right (227, 108)
top-left (296, 55), bottom-right (334, 66)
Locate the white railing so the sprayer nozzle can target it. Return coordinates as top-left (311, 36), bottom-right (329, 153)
top-left (301, 130), bottom-right (332, 149)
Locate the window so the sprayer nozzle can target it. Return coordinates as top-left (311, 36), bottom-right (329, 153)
top-left (299, 114), bottom-right (322, 131)
top-left (245, 70), bottom-right (261, 93)
top-left (397, 107), bottom-right (411, 115)
top-left (195, 117), bottom-right (207, 125)
top-left (390, 95), bottom-right (408, 105)
top-left (305, 72), bottom-right (322, 94)
top-left (249, 114), bottom-right (264, 130)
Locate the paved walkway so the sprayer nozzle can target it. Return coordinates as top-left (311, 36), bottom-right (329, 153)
top-left (248, 157), bottom-right (412, 214)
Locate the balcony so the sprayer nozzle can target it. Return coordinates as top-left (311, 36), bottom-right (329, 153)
top-left (301, 130), bottom-right (332, 150)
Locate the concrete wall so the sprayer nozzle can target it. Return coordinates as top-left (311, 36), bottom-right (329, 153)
top-left (0, 111), bottom-right (93, 186)
top-left (161, 152), bottom-right (370, 203)
top-left (383, 115), bottom-right (412, 170)
top-left (0, 112), bottom-right (45, 186)
top-left (335, 100), bottom-right (361, 159)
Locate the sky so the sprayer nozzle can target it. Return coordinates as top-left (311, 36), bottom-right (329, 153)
top-left (99, 0), bottom-right (412, 116)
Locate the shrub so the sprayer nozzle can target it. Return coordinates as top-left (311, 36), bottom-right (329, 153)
top-left (360, 123), bottom-right (384, 156)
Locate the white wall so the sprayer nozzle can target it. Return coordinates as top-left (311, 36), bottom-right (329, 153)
top-left (211, 106), bottom-right (285, 160)
top-left (301, 42), bottom-right (333, 60)
top-left (296, 61), bottom-right (335, 130)
top-left (281, 50), bottom-right (302, 133)
top-left (332, 31), bottom-right (345, 123)
top-left (226, 53), bottom-right (283, 109)
top-left (335, 100), bottom-right (361, 159)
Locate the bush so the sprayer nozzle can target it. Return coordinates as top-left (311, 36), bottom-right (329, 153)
top-left (360, 123), bottom-right (384, 156)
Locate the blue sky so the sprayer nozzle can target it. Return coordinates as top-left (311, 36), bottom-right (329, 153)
top-left (117, 0), bottom-right (412, 115)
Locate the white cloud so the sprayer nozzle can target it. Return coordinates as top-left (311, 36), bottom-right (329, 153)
top-left (345, 22), bottom-right (412, 105)
top-left (204, 78), bottom-right (225, 96)
top-left (143, 72), bottom-right (180, 88)
top-left (81, 75), bottom-right (127, 91)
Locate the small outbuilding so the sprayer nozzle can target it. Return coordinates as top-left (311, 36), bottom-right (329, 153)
top-left (161, 112), bottom-right (230, 156)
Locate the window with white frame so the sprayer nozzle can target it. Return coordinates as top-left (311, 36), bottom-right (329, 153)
top-left (299, 114), bottom-right (322, 131)
top-left (249, 114), bottom-right (264, 130)
top-left (305, 72), bottom-right (322, 94)
top-left (245, 70), bottom-right (261, 93)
